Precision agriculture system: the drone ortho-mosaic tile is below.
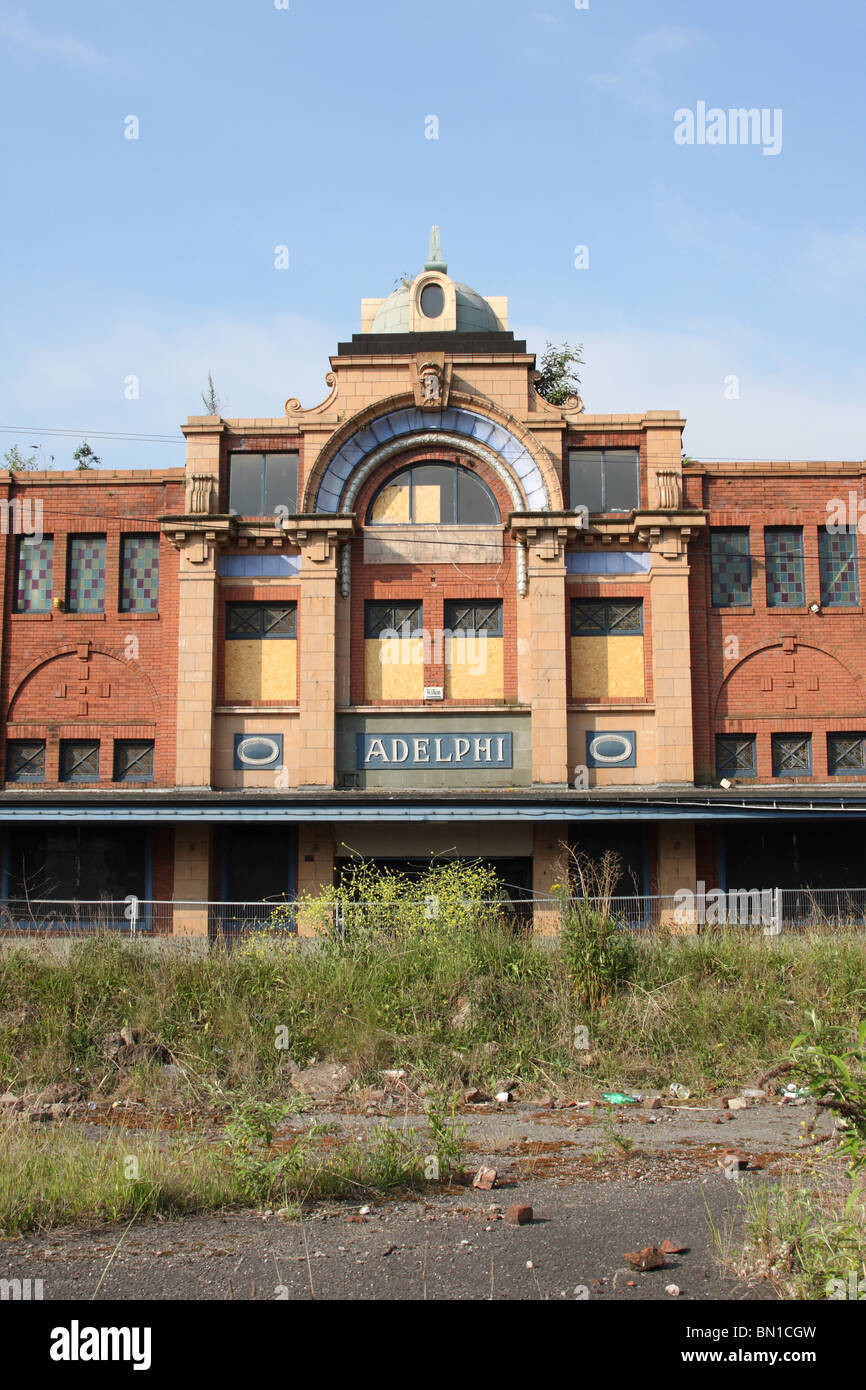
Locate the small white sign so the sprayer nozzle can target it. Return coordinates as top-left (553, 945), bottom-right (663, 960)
top-left (423, 686), bottom-right (444, 700)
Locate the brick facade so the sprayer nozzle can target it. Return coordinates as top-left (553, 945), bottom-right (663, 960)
top-left (3, 249), bottom-right (866, 931)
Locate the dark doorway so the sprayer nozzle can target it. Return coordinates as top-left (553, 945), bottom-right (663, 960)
top-left (723, 822), bottom-right (866, 890)
top-left (221, 825), bottom-right (296, 902)
top-left (4, 826), bottom-right (149, 901)
top-left (568, 823), bottom-right (648, 896)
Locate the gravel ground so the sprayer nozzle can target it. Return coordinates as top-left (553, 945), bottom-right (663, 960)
top-left (1, 1095), bottom-right (824, 1301)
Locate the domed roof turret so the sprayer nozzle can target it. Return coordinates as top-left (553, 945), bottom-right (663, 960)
top-left (363, 228), bottom-right (507, 335)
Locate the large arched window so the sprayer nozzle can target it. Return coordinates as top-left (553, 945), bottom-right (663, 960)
top-left (367, 462), bottom-right (500, 526)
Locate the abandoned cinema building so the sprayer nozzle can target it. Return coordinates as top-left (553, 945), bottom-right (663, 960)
top-left (2, 231), bottom-right (866, 935)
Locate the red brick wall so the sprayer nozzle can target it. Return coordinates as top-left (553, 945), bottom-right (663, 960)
top-left (687, 469), bottom-right (866, 783)
top-left (0, 471), bottom-right (184, 788)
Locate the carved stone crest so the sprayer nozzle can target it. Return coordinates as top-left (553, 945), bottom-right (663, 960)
top-left (411, 352), bottom-right (450, 410)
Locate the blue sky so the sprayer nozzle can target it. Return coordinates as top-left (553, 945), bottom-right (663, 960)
top-left (0, 0), bottom-right (864, 469)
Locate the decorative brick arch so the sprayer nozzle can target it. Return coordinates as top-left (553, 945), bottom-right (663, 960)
top-left (8, 647), bottom-right (161, 722)
top-left (304, 394), bottom-right (560, 515)
top-left (714, 642), bottom-right (866, 720)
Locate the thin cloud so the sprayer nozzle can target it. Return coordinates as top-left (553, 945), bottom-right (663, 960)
top-left (589, 26), bottom-right (703, 113)
top-left (0, 6), bottom-right (121, 71)
top-left (515, 320), bottom-right (866, 461)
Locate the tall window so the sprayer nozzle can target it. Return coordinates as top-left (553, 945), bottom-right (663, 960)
top-left (710, 528), bottom-right (751, 607)
top-left (765, 528), bottom-right (805, 607)
top-left (67, 536), bottom-right (106, 613)
top-left (120, 536), bottom-right (159, 613)
top-left (568, 449), bottom-right (639, 513)
top-left (15, 536), bottom-right (53, 613)
top-left (367, 463), bottom-right (499, 525)
top-left (819, 528), bottom-right (859, 606)
top-left (228, 452), bottom-right (299, 517)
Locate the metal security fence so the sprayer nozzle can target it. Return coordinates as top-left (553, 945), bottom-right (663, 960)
top-left (1, 889), bottom-right (865, 939)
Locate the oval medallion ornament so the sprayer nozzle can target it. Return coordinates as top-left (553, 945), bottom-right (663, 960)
top-left (585, 731), bottom-right (636, 768)
top-left (234, 734), bottom-right (283, 770)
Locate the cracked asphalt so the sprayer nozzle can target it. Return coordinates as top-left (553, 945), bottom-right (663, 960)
top-left (1, 1097), bottom-right (820, 1300)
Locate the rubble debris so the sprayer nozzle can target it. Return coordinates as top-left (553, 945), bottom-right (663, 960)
top-left (504, 1204), bottom-right (533, 1225)
top-left (102, 1029), bottom-right (169, 1067)
top-left (602, 1092), bottom-right (638, 1105)
top-left (462, 1088), bottom-right (490, 1104)
top-left (717, 1147), bottom-right (750, 1172)
top-left (472, 1166), bottom-right (498, 1191)
top-left (726, 1096), bottom-right (748, 1111)
top-left (659, 1239), bottom-right (688, 1255)
top-left (665, 1284), bottom-right (681, 1297)
top-left (623, 1246), bottom-right (666, 1271)
top-left (668, 1083), bottom-right (691, 1100)
top-left (495, 1091), bottom-right (514, 1104)
top-left (641, 1096), bottom-right (662, 1109)
top-left (291, 1060), bottom-right (355, 1098)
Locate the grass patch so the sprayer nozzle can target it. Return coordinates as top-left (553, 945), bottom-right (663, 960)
top-left (1, 928), bottom-right (865, 1104)
top-left (714, 1175), bottom-right (866, 1299)
top-left (0, 1097), bottom-right (464, 1235)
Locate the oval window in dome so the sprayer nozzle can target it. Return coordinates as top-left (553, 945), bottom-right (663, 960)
top-left (420, 283), bottom-right (444, 319)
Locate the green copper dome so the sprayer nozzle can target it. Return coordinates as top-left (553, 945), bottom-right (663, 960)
top-left (368, 227), bottom-right (504, 334)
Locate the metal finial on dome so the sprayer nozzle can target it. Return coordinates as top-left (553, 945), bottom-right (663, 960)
top-left (424, 225), bottom-right (447, 273)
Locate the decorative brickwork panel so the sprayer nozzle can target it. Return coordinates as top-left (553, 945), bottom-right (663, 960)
top-left (15, 537), bottom-right (53, 612)
top-left (120, 535), bottom-right (159, 612)
top-left (710, 528), bottom-right (751, 607)
top-left (765, 528), bottom-right (804, 607)
top-left (67, 536), bottom-right (106, 613)
top-left (819, 528), bottom-right (859, 607)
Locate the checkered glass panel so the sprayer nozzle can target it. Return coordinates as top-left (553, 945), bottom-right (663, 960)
top-left (16, 538), bottom-right (53, 612)
top-left (819, 529), bottom-right (859, 606)
top-left (120, 536), bottom-right (159, 612)
top-left (765, 529), bottom-right (804, 607)
top-left (710, 529), bottom-right (751, 606)
top-left (68, 536), bottom-right (106, 612)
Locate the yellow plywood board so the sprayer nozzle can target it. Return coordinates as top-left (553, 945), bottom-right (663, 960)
top-left (445, 636), bottom-right (504, 699)
top-left (225, 640), bottom-right (297, 702)
top-left (571, 635), bottom-right (644, 699)
top-left (370, 484), bottom-right (410, 522)
top-left (365, 637), bottom-right (424, 699)
top-left (413, 484), bottom-right (440, 523)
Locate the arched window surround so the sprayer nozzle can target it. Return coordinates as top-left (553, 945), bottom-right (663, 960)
top-left (365, 459), bottom-right (501, 527)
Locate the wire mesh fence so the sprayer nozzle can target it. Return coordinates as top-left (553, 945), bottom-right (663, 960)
top-left (1, 888), bottom-right (865, 940)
